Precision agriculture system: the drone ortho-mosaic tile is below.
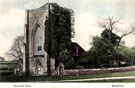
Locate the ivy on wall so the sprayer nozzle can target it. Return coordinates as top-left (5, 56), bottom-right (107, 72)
top-left (45, 3), bottom-right (75, 67)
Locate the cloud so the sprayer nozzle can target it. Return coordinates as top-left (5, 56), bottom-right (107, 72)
top-left (123, 34), bottom-right (135, 47)
top-left (0, 0), bottom-right (92, 57)
top-left (73, 13), bottom-right (135, 51)
top-left (0, 8), bottom-right (25, 57)
top-left (0, 0), bottom-right (135, 58)
top-left (73, 12), bottom-right (102, 51)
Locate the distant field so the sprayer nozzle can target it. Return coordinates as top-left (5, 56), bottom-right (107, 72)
top-left (1, 71), bottom-right (135, 82)
top-left (0, 62), bottom-right (16, 69)
top-left (0, 70), bottom-right (13, 72)
top-left (0, 62), bottom-right (16, 77)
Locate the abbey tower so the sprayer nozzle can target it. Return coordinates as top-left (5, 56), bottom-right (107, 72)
top-left (23, 3), bottom-right (74, 76)
top-left (23, 3), bottom-right (55, 76)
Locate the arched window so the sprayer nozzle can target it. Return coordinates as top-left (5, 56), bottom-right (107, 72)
top-left (33, 25), bottom-right (44, 55)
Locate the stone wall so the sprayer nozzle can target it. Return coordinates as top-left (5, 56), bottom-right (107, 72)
top-left (64, 66), bottom-right (135, 76)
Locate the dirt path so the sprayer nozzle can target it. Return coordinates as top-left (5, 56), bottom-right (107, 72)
top-left (63, 76), bottom-right (135, 82)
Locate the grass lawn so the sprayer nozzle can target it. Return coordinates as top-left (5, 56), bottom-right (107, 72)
top-left (0, 70), bottom-right (13, 72)
top-left (86, 79), bottom-right (135, 83)
top-left (1, 71), bottom-right (135, 82)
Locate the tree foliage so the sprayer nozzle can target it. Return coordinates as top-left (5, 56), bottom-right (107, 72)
top-left (101, 29), bottom-right (120, 46)
top-left (45, 3), bottom-right (75, 66)
top-left (82, 16), bottom-right (135, 68)
top-left (58, 49), bottom-right (76, 69)
top-left (119, 46), bottom-right (135, 66)
top-left (0, 56), bottom-right (5, 61)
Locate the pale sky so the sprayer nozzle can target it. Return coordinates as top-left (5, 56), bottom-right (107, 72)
top-left (0, 0), bottom-right (135, 58)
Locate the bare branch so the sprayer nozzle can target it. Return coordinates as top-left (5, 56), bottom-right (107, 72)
top-left (6, 35), bottom-right (24, 60)
top-left (119, 26), bottom-right (135, 43)
top-left (121, 26), bottom-right (134, 38)
top-left (99, 16), bottom-right (120, 31)
top-left (99, 16), bottom-right (135, 45)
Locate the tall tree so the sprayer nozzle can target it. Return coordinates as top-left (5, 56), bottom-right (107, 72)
top-left (45, 3), bottom-right (75, 67)
top-left (99, 16), bottom-right (135, 45)
top-left (6, 36), bottom-right (24, 61)
top-left (85, 16), bottom-right (135, 68)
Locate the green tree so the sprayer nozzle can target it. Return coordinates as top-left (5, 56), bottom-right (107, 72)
top-left (120, 47), bottom-right (135, 66)
top-left (99, 16), bottom-right (135, 44)
top-left (89, 36), bottom-right (117, 67)
top-left (45, 3), bottom-right (75, 67)
top-left (58, 49), bottom-right (76, 69)
top-left (85, 16), bottom-right (135, 68)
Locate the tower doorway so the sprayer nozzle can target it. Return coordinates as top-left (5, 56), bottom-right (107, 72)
top-left (35, 60), bottom-right (43, 75)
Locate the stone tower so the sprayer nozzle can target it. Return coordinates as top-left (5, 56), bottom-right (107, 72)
top-left (23, 3), bottom-right (55, 76)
